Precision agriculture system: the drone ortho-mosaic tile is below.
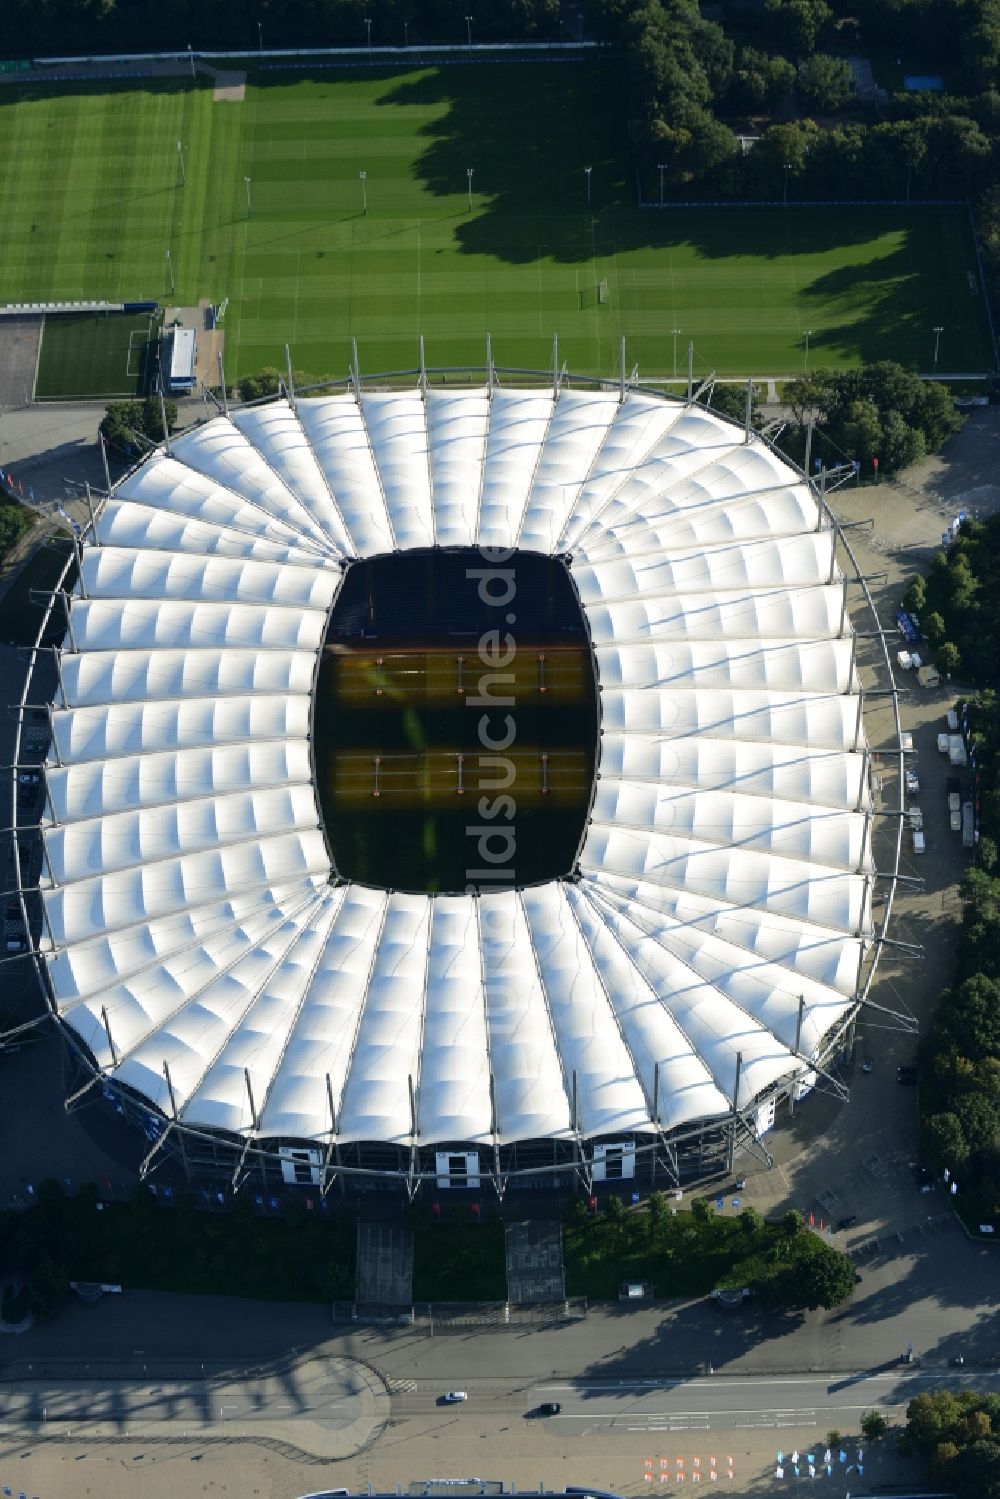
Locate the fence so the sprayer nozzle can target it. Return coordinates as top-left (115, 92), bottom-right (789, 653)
top-left (331, 1299), bottom-right (587, 1329)
top-left (29, 41), bottom-right (601, 67)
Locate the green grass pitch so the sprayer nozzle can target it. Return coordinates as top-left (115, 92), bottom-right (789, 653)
top-left (35, 309), bottom-right (161, 399)
top-left (0, 64), bottom-right (993, 386)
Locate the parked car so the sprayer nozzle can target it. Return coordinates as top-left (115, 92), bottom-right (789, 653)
top-left (862, 1060), bottom-right (874, 1073)
top-left (905, 768), bottom-right (920, 795)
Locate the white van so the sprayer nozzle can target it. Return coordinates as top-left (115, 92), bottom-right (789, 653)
top-left (913, 830), bottom-right (926, 854)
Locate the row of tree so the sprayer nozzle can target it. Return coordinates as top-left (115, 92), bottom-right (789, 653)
top-left (780, 362), bottom-right (964, 472)
top-left (902, 515), bottom-right (1000, 1221)
top-left (0, 0), bottom-right (559, 56)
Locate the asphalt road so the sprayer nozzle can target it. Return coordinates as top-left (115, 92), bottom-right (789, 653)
top-left (0, 1356), bottom-right (387, 1459)
top-left (519, 1368), bottom-right (1000, 1432)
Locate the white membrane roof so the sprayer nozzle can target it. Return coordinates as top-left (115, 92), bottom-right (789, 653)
top-left (43, 390), bottom-right (872, 1149)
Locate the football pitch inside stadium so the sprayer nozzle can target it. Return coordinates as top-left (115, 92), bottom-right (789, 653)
top-left (0, 63), bottom-right (993, 387)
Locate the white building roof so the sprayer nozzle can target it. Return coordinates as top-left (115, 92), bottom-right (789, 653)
top-left (42, 388), bottom-right (873, 1149)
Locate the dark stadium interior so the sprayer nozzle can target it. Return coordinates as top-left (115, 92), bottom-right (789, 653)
top-left (313, 549), bottom-right (600, 893)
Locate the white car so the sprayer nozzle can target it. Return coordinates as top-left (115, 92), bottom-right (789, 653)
top-left (905, 768), bottom-right (919, 795)
top-left (443, 1390), bottom-right (468, 1403)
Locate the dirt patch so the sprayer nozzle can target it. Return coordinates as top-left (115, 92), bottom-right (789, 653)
top-left (0, 316), bottom-right (42, 407)
top-left (210, 70), bottom-right (246, 102)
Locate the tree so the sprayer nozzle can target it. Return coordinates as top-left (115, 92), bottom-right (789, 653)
top-left (781, 1208), bottom-right (805, 1237)
top-left (904, 575), bottom-right (928, 614)
top-left (917, 382), bottom-right (964, 449)
top-left (797, 53), bottom-right (854, 112)
top-left (923, 611), bottom-right (947, 645)
top-left (25, 1254), bottom-right (68, 1321)
top-left (709, 382), bottom-right (763, 428)
top-left (758, 1237), bottom-right (855, 1309)
top-left (237, 367), bottom-right (282, 402)
top-left (739, 1205), bottom-right (765, 1239)
top-left (691, 1197), bottom-right (713, 1224)
top-left (647, 1191), bottom-right (669, 1230)
top-left (840, 399), bottom-right (882, 468)
top-left (764, 0), bottom-right (832, 55)
top-left (729, 47), bottom-right (796, 111)
top-left (861, 1409), bottom-right (890, 1439)
top-left (936, 641), bottom-right (962, 676)
top-left (924, 1110), bottom-right (969, 1172)
top-left (906, 1390), bottom-right (964, 1454)
top-left (951, 1437), bottom-right (1000, 1498)
top-left (99, 396), bottom-right (178, 458)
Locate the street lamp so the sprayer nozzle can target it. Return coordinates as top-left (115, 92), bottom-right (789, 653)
top-left (465, 14), bottom-right (473, 48)
top-left (165, 248), bottom-right (175, 296)
top-left (244, 175), bottom-right (252, 218)
top-left (364, 15), bottom-right (371, 50)
top-left (804, 329), bottom-right (813, 370)
top-left (359, 170), bottom-right (367, 215)
top-left (585, 165), bottom-right (592, 210)
top-left (467, 167), bottom-right (474, 213)
top-left (658, 162), bottom-right (667, 208)
top-left (672, 327), bottom-right (681, 379)
top-left (404, 20), bottom-right (409, 46)
top-left (933, 325), bottom-right (944, 372)
top-left (782, 162), bottom-right (791, 207)
top-left (187, 43), bottom-right (194, 78)
top-left (905, 159), bottom-right (912, 205)
top-left (176, 140), bottom-right (186, 186)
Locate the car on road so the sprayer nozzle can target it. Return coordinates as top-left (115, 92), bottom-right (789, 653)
top-left (442, 1391), bottom-right (468, 1403)
top-left (836, 1216), bottom-right (858, 1231)
top-left (862, 1059), bottom-right (874, 1073)
top-left (538, 1402), bottom-right (562, 1415)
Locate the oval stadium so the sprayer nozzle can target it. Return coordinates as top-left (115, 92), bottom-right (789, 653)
top-left (13, 370), bottom-right (901, 1196)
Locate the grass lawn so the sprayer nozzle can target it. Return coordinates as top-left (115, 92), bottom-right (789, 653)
top-left (0, 64), bottom-right (992, 384)
top-left (411, 1213), bottom-right (507, 1301)
top-left (0, 536), bottom-right (75, 647)
top-left (36, 309), bottom-right (162, 399)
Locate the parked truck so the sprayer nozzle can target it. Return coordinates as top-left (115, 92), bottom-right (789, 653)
top-left (917, 664), bottom-right (941, 688)
top-left (962, 801), bottom-right (975, 848)
top-left (948, 777), bottom-right (962, 832)
top-left (949, 734), bottom-right (968, 766)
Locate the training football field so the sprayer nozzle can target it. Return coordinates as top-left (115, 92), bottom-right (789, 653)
top-left (0, 63), bottom-right (992, 385)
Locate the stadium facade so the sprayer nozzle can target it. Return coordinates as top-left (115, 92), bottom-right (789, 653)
top-left (13, 367), bottom-right (902, 1198)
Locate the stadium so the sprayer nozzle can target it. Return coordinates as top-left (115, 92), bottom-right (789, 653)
top-left (13, 364), bottom-right (901, 1198)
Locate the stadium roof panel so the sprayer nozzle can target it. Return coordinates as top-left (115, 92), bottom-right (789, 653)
top-left (40, 386), bottom-right (876, 1154)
